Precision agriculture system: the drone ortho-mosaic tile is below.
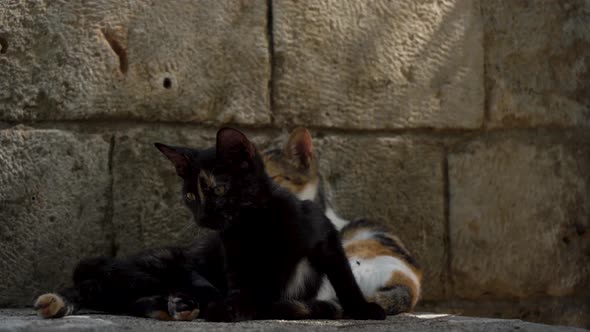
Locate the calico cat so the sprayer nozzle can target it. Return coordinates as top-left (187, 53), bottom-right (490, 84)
top-left (34, 235), bottom-right (226, 320)
top-left (263, 127), bottom-right (422, 315)
top-left (154, 128), bottom-right (385, 322)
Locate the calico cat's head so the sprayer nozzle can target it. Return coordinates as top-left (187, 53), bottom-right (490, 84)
top-left (155, 128), bottom-right (269, 230)
top-left (262, 127), bottom-right (320, 201)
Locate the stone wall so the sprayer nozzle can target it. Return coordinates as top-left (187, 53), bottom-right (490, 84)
top-left (0, 0), bottom-right (588, 328)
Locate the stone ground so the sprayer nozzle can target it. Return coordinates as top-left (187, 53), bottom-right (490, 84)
top-left (0, 309), bottom-right (587, 332)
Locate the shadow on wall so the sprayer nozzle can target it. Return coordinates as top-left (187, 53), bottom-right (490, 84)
top-left (272, 0), bottom-right (483, 129)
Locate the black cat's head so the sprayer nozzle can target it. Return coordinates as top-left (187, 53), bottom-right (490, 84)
top-left (155, 128), bottom-right (268, 230)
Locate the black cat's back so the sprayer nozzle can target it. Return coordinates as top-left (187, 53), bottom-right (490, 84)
top-left (34, 233), bottom-right (225, 319)
top-left (267, 187), bottom-right (331, 300)
top-left (218, 186), bottom-right (323, 302)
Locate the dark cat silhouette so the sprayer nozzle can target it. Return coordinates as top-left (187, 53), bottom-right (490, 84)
top-left (34, 127), bottom-right (385, 322)
top-left (34, 236), bottom-right (225, 320)
top-left (155, 128), bottom-right (385, 322)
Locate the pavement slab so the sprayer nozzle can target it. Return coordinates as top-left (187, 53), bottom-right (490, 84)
top-left (0, 309), bottom-right (587, 332)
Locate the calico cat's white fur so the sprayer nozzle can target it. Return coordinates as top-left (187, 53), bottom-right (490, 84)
top-left (325, 207), bottom-right (349, 231)
top-left (263, 127), bottom-right (422, 315)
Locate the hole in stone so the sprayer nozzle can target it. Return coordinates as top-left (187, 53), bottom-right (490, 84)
top-left (0, 36), bottom-right (7, 54)
top-left (163, 77), bottom-right (172, 89)
top-left (101, 29), bottom-right (128, 74)
top-left (31, 196), bottom-right (36, 201)
top-left (562, 236), bottom-right (570, 245)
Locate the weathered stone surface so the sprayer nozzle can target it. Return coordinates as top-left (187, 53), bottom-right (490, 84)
top-left (483, 1), bottom-right (590, 128)
top-left (0, 128), bottom-right (111, 307)
top-left (112, 128), bottom-right (213, 256)
top-left (313, 135), bottom-right (446, 300)
top-left (112, 127), bottom-right (270, 256)
top-left (419, 297), bottom-right (590, 329)
top-left (449, 135), bottom-right (590, 299)
top-left (2, 309), bottom-right (588, 332)
top-left (0, 0), bottom-right (270, 124)
top-left (273, 0), bottom-right (484, 129)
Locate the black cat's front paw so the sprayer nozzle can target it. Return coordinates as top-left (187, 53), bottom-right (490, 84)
top-left (205, 300), bottom-right (236, 322)
top-left (347, 302), bottom-right (386, 320)
top-left (167, 295), bottom-right (200, 321)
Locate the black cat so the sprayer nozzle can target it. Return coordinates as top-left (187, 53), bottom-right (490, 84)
top-left (154, 128), bottom-right (385, 322)
top-left (34, 235), bottom-right (225, 320)
top-left (34, 127), bottom-right (385, 322)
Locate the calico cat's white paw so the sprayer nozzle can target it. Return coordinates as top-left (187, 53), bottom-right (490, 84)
top-left (34, 293), bottom-right (66, 318)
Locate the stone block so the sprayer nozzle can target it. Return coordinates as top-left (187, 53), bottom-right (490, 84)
top-left (0, 128), bottom-right (111, 306)
top-left (273, 0), bottom-right (484, 129)
top-left (483, 0), bottom-right (590, 127)
top-left (449, 135), bottom-right (590, 298)
top-left (314, 134), bottom-right (446, 300)
top-left (0, 0), bottom-right (270, 124)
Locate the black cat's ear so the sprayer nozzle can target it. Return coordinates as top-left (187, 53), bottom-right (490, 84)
top-left (285, 127), bottom-right (313, 170)
top-left (154, 143), bottom-right (191, 178)
top-left (216, 128), bottom-right (256, 168)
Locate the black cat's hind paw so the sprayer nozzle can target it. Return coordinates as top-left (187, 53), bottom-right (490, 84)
top-left (34, 293), bottom-right (68, 319)
top-left (167, 295), bottom-right (200, 321)
top-left (347, 302), bottom-right (386, 320)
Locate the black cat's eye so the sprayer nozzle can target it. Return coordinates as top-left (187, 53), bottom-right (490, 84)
top-left (186, 192), bottom-right (196, 201)
top-left (213, 185), bottom-right (226, 196)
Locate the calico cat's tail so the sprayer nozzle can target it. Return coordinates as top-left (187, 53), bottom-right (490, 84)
top-left (34, 256), bottom-right (110, 318)
top-left (262, 300), bottom-right (343, 320)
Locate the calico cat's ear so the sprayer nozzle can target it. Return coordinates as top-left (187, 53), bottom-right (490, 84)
top-left (154, 143), bottom-right (191, 178)
top-left (285, 127), bottom-right (313, 169)
top-left (216, 128), bottom-right (256, 168)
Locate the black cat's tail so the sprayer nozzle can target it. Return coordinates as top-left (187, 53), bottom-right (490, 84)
top-left (34, 256), bottom-right (110, 318)
top-left (261, 300), bottom-right (343, 320)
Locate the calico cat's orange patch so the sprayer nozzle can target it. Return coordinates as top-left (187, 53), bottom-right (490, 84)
top-left (263, 155), bottom-right (319, 195)
top-left (344, 239), bottom-right (422, 278)
top-left (342, 226), bottom-right (421, 276)
top-left (342, 226), bottom-right (408, 253)
top-left (273, 175), bottom-right (315, 196)
top-left (262, 127), bottom-right (320, 198)
top-left (344, 239), bottom-right (396, 259)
